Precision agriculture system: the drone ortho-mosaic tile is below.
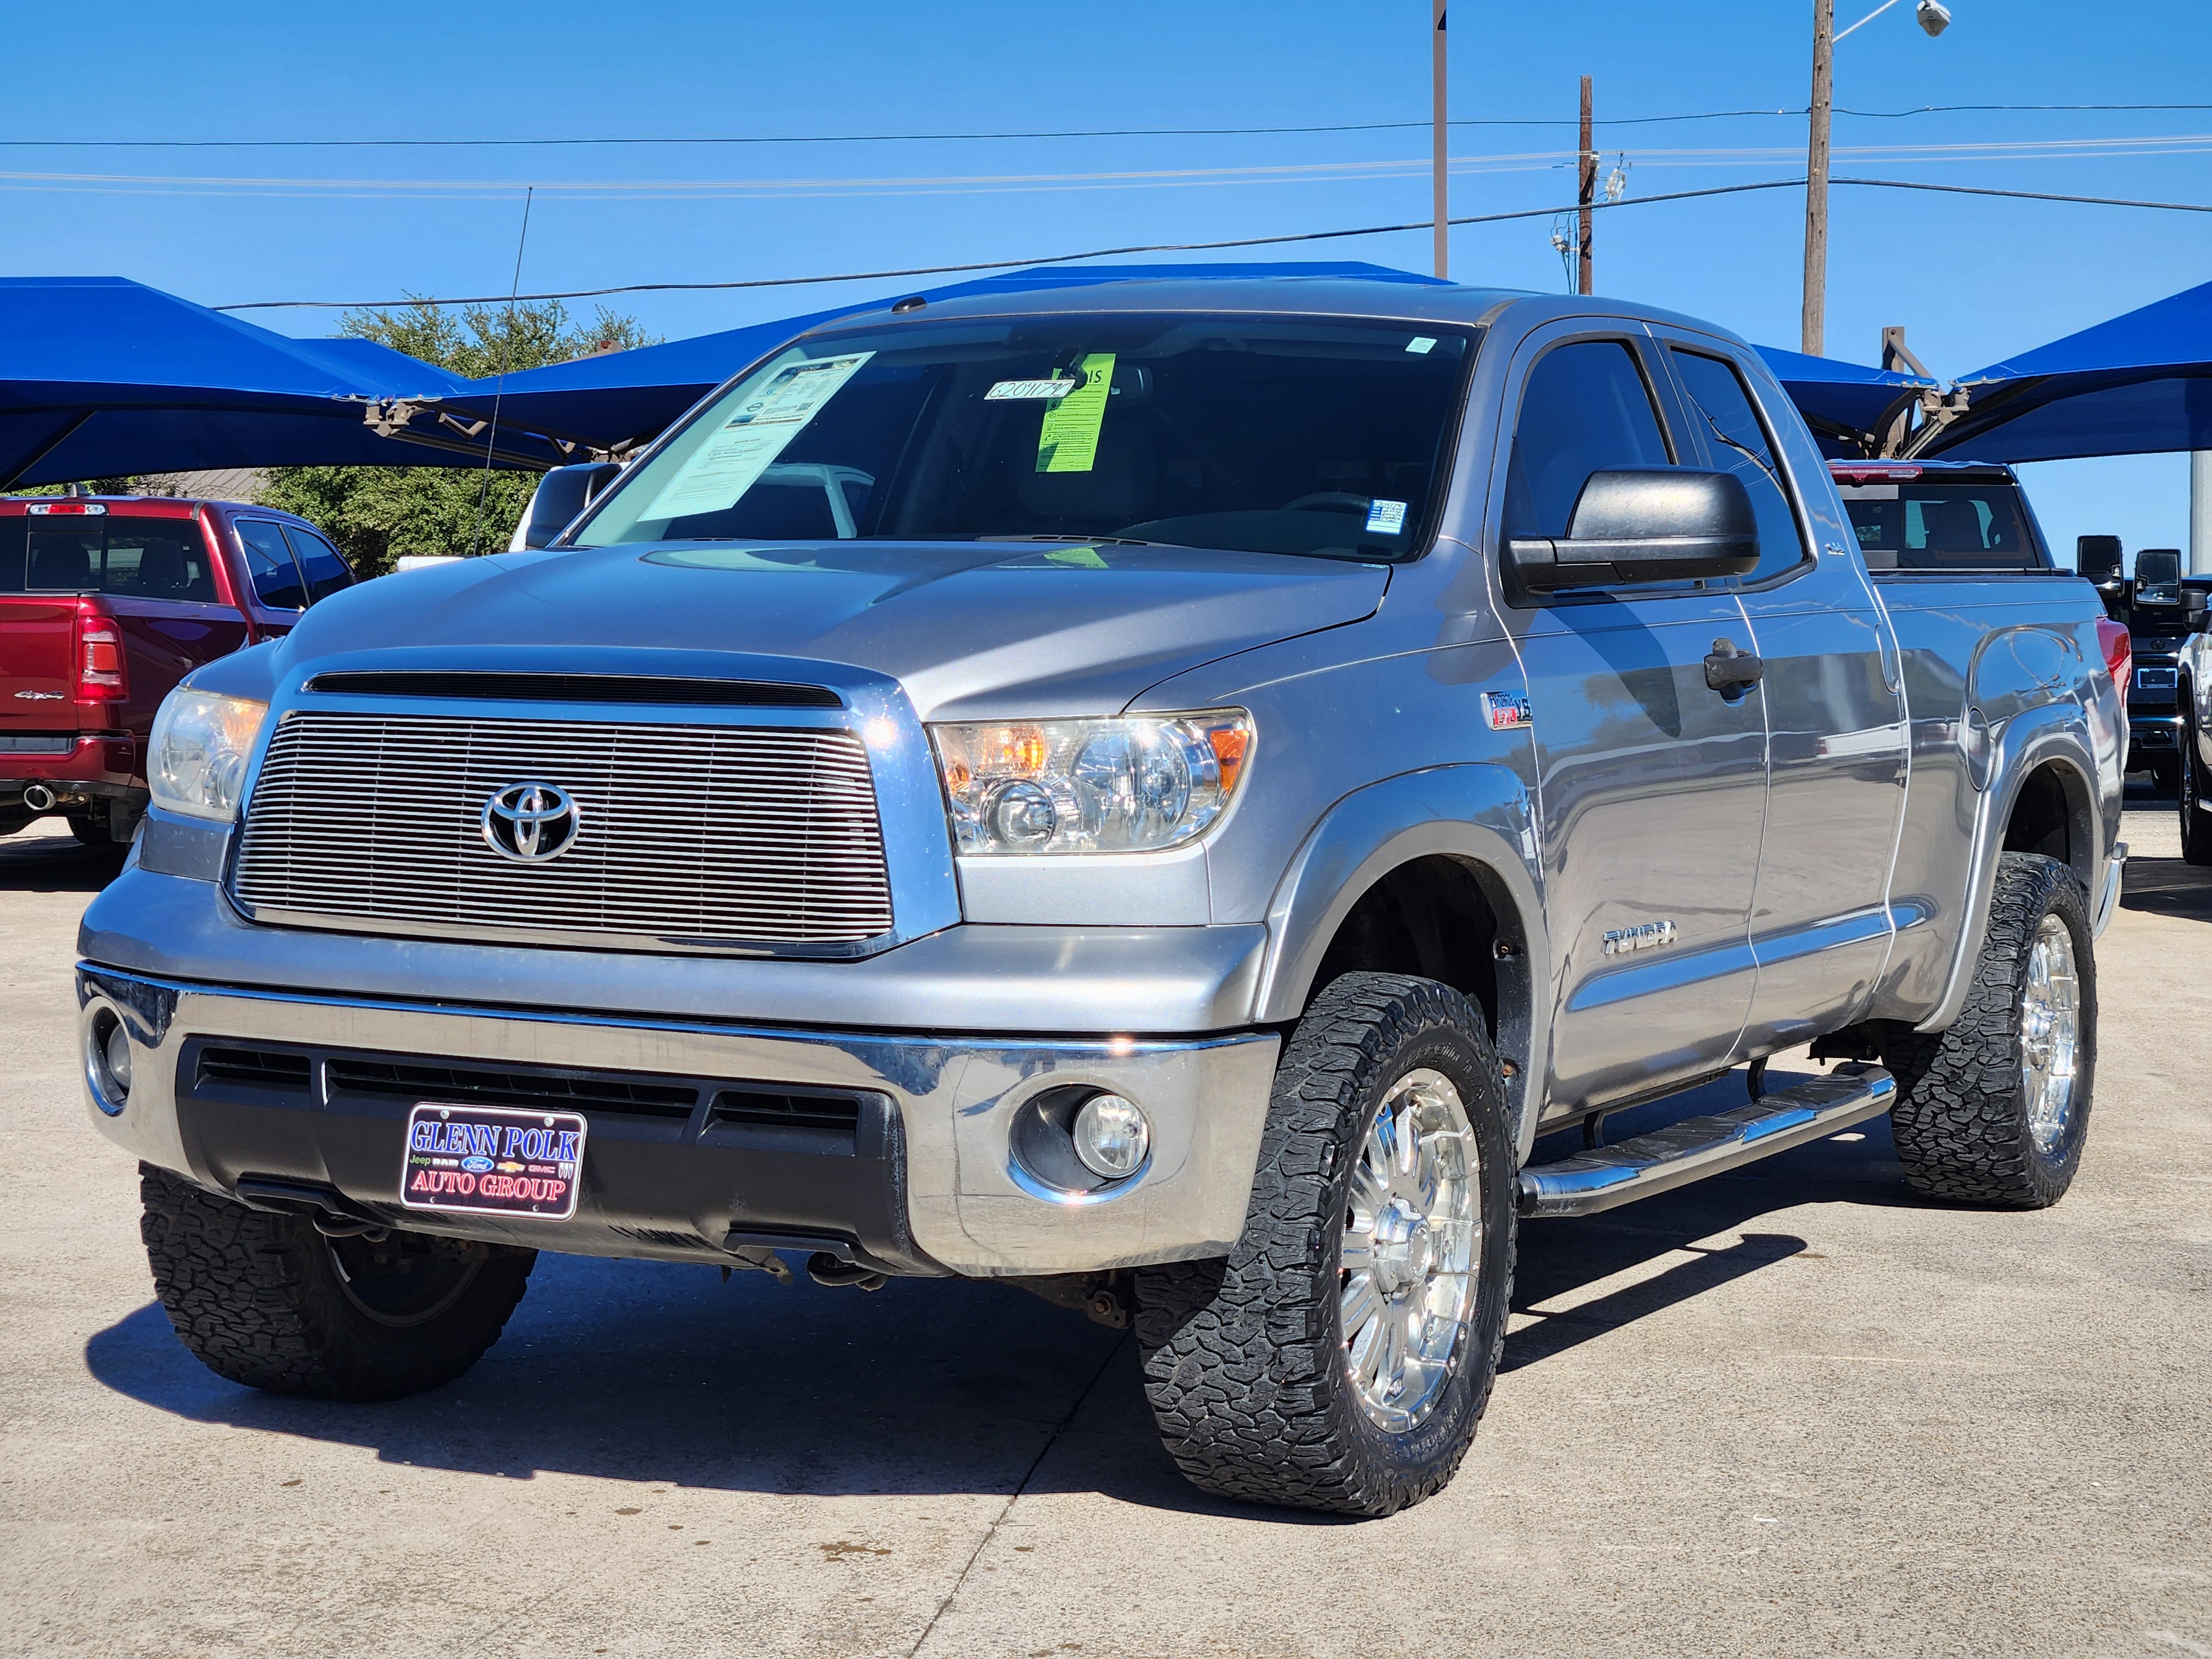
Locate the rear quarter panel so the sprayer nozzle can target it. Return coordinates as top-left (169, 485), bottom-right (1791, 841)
top-left (1866, 572), bottom-right (2120, 1020)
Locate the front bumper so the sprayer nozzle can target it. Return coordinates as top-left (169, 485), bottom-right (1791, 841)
top-left (77, 967), bottom-right (1280, 1278)
top-left (2129, 712), bottom-right (2181, 755)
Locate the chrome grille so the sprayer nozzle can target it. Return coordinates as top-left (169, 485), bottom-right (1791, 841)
top-left (232, 711), bottom-right (893, 949)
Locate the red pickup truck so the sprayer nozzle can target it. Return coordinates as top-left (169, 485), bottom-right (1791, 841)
top-left (0, 495), bottom-right (354, 843)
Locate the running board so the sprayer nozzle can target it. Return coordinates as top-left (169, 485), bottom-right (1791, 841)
top-left (1517, 1063), bottom-right (1896, 1219)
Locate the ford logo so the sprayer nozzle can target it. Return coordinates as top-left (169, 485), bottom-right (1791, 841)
top-left (480, 781), bottom-right (583, 864)
top-left (460, 1155), bottom-right (495, 1173)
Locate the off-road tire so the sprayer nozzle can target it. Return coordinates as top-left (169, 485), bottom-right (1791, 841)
top-left (140, 1164), bottom-right (536, 1400)
top-left (1134, 973), bottom-right (1517, 1517)
top-left (2180, 703), bottom-right (2212, 865)
top-left (1880, 853), bottom-right (2095, 1207)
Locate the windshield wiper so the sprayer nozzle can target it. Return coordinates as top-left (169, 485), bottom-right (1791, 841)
top-left (975, 534), bottom-right (1159, 546)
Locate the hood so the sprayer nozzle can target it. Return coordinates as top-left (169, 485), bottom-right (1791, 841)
top-left (279, 540), bottom-right (1390, 719)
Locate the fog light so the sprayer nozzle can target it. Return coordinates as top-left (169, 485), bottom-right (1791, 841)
top-left (1072, 1093), bottom-right (1149, 1180)
top-left (88, 1006), bottom-right (131, 1112)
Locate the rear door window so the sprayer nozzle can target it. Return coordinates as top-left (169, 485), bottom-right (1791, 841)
top-left (281, 525), bottom-right (356, 604)
top-left (236, 520), bottom-right (308, 609)
top-left (18, 515), bottom-right (219, 601)
top-left (1668, 348), bottom-right (1811, 584)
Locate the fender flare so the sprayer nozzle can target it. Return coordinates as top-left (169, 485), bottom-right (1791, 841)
top-left (1253, 763), bottom-right (1552, 1159)
top-left (1917, 705), bottom-right (2103, 1034)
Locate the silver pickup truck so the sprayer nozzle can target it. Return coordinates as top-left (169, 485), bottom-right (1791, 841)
top-left (79, 278), bottom-right (2125, 1517)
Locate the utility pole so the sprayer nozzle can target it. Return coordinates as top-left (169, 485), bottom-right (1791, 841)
top-left (1802, 0), bottom-right (1834, 356)
top-left (1432, 1), bottom-right (1449, 280)
top-left (1578, 76), bottom-right (1595, 296)
top-left (2194, 451), bottom-right (2212, 575)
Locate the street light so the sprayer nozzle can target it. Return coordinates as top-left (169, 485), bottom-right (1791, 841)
top-left (1802, 0), bottom-right (1952, 354)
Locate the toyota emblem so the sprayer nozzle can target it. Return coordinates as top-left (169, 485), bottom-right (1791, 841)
top-left (480, 782), bottom-right (582, 863)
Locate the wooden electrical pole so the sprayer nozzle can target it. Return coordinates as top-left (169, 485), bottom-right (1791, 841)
top-left (1803, 0), bottom-right (1834, 355)
top-left (1578, 76), bottom-right (1595, 296)
top-left (1432, 1), bottom-right (1449, 280)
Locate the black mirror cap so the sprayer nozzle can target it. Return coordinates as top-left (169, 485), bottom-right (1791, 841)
top-left (2183, 576), bottom-right (2212, 634)
top-left (1505, 468), bottom-right (1760, 593)
top-left (2077, 534), bottom-right (2124, 582)
top-left (523, 461), bottom-right (624, 549)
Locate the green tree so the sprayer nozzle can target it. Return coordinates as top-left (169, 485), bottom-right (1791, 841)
top-left (262, 299), bottom-right (654, 577)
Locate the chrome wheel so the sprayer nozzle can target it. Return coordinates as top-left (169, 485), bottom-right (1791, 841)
top-left (2020, 912), bottom-right (2081, 1154)
top-left (1338, 1067), bottom-right (1479, 1433)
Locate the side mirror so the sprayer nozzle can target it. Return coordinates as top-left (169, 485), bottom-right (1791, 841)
top-left (2076, 534), bottom-right (2124, 582)
top-left (1505, 468), bottom-right (1760, 594)
top-left (2183, 577), bottom-right (2212, 634)
top-left (518, 461), bottom-right (623, 550)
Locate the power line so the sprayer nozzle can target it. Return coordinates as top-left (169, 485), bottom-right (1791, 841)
top-left (8, 103), bottom-right (2211, 151)
top-left (212, 175), bottom-right (2212, 314)
top-left (1833, 174), bottom-right (2212, 212)
top-left (203, 181), bottom-right (1801, 311)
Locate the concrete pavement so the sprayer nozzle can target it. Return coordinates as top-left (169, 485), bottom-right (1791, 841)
top-left (2, 797), bottom-right (2207, 1658)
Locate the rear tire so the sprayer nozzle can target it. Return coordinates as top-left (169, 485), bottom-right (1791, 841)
top-left (2180, 705), bottom-right (2212, 866)
top-left (66, 812), bottom-right (113, 846)
top-left (2150, 756), bottom-right (2180, 793)
top-left (140, 1164), bottom-right (535, 1400)
top-left (1135, 973), bottom-right (1516, 1517)
top-left (1880, 853), bottom-right (2095, 1208)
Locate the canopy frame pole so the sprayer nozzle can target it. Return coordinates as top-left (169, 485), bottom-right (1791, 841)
top-left (1, 410), bottom-right (95, 491)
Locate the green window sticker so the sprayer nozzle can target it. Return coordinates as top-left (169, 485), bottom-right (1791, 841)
top-left (1036, 352), bottom-right (1116, 473)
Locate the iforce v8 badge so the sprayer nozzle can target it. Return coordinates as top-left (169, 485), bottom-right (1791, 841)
top-left (1482, 691), bottom-right (1533, 732)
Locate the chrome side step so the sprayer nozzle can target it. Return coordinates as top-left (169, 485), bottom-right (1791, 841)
top-left (1517, 1063), bottom-right (1896, 1219)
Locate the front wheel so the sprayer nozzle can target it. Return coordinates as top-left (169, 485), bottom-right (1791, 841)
top-left (1880, 853), bottom-right (2095, 1207)
top-left (1135, 973), bottom-right (1517, 1517)
top-left (140, 1165), bottom-right (535, 1400)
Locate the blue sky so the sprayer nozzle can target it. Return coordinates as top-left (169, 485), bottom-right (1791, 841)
top-left (4, 0), bottom-right (2207, 562)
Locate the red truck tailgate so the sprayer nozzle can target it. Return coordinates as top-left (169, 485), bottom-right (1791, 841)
top-left (0, 593), bottom-right (82, 734)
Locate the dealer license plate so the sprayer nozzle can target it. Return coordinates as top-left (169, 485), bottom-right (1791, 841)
top-left (400, 1102), bottom-right (586, 1220)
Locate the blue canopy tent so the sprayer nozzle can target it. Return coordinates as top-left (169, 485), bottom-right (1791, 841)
top-left (0, 276), bottom-right (561, 487)
top-left (426, 260), bottom-right (1934, 462)
top-left (1751, 345), bottom-right (1934, 457)
top-left (1917, 279), bottom-right (2212, 463)
top-left (423, 262), bottom-right (1452, 453)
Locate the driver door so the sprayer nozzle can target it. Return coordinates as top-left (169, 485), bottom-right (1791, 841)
top-left (1491, 326), bottom-right (1768, 1113)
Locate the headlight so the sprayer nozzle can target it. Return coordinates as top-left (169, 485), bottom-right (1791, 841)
top-left (931, 711), bottom-right (1252, 855)
top-left (149, 688), bottom-right (268, 821)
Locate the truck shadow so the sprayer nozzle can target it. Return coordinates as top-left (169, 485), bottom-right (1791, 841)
top-left (0, 829), bottom-right (127, 893)
top-left (81, 1065), bottom-right (1915, 1518)
top-left (2121, 854), bottom-right (2212, 922)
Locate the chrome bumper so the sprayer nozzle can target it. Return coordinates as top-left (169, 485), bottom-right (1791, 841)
top-left (76, 968), bottom-right (1280, 1278)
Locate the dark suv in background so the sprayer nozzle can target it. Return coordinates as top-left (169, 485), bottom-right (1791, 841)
top-left (0, 495), bottom-right (354, 842)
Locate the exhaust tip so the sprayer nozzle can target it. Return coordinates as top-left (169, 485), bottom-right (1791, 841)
top-left (22, 784), bottom-right (56, 812)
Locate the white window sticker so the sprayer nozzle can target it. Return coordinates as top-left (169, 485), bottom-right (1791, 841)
top-left (985, 378), bottom-right (1079, 401)
top-left (642, 352), bottom-right (874, 521)
top-left (1406, 336), bottom-right (1438, 354)
top-left (1365, 498), bottom-right (1408, 535)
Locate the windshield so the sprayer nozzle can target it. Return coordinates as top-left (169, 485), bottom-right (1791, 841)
top-left (569, 314), bottom-right (1477, 561)
top-left (1837, 479), bottom-right (2050, 571)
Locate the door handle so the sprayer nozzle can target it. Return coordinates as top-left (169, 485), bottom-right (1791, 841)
top-left (1704, 638), bottom-right (1765, 695)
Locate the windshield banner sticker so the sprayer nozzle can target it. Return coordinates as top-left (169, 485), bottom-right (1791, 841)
top-left (1036, 352), bottom-right (1115, 473)
top-left (643, 352), bottom-right (873, 521)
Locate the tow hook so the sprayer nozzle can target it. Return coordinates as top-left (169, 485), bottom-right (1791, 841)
top-left (807, 1253), bottom-right (888, 1293)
